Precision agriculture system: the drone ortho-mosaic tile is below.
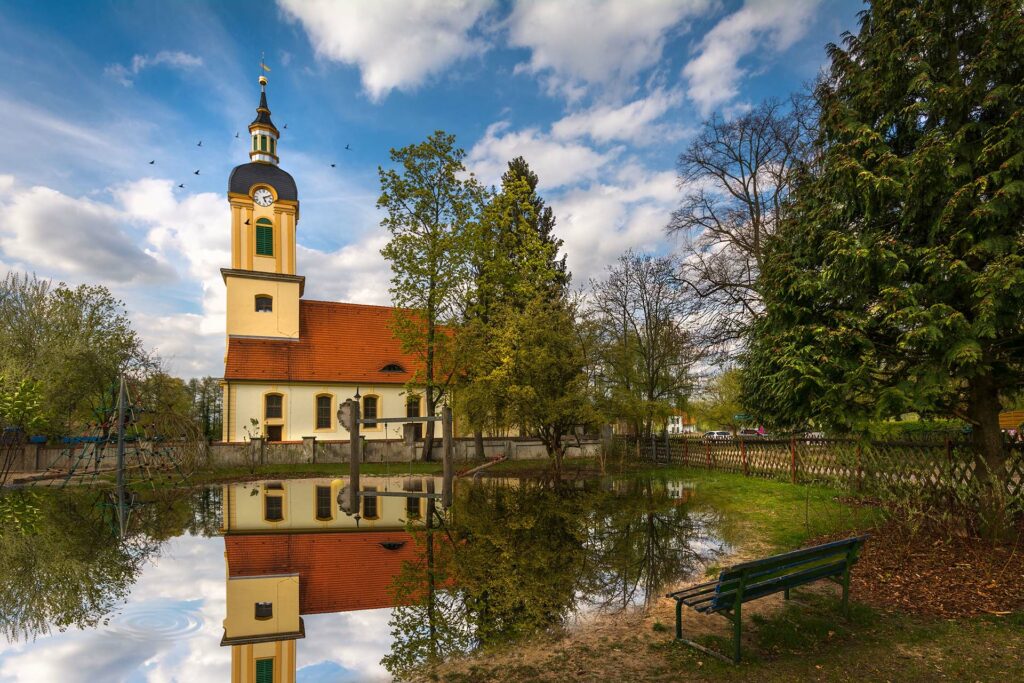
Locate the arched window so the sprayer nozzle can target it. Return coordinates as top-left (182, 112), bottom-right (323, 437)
top-left (255, 218), bottom-right (274, 256)
top-left (265, 393), bottom-right (283, 420)
top-left (406, 395), bottom-right (422, 441)
top-left (315, 394), bottom-right (332, 430)
top-left (255, 295), bottom-right (273, 312)
top-left (362, 395), bottom-right (379, 428)
top-left (380, 363), bottom-right (405, 373)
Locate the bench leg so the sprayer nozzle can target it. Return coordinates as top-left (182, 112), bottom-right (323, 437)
top-left (675, 599), bottom-right (683, 640)
top-left (733, 603), bottom-right (742, 664)
top-left (784, 588), bottom-right (790, 601)
top-left (842, 567), bottom-right (850, 618)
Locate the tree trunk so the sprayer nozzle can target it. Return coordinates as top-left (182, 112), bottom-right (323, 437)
top-left (423, 390), bottom-right (435, 462)
top-left (968, 373), bottom-right (1010, 540)
top-left (474, 428), bottom-right (485, 460)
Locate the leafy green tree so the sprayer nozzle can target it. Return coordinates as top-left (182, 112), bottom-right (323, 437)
top-left (379, 131), bottom-right (486, 460)
top-left (743, 0), bottom-right (1024, 535)
top-left (691, 369), bottom-right (744, 433)
top-left (186, 376), bottom-right (223, 441)
top-left (481, 296), bottom-right (592, 475)
top-left (0, 273), bottom-right (152, 437)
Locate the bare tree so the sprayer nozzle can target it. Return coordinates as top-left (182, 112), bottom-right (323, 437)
top-left (589, 251), bottom-right (697, 438)
top-left (668, 97), bottom-right (815, 358)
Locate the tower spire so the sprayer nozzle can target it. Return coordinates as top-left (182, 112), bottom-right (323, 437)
top-left (249, 58), bottom-right (279, 165)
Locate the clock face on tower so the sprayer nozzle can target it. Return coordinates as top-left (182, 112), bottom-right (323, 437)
top-left (253, 188), bottom-right (274, 207)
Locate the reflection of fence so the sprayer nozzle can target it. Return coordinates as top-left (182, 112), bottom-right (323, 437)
top-left (620, 435), bottom-right (1024, 500)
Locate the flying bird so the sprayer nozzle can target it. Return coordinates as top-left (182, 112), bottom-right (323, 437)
top-left (178, 183), bottom-right (185, 188)
top-left (194, 169), bottom-right (200, 175)
top-left (197, 140), bottom-right (203, 147)
top-left (148, 160), bottom-right (155, 165)
top-left (344, 144), bottom-right (351, 151)
top-left (234, 132), bottom-right (240, 138)
top-left (330, 163), bottom-right (336, 168)
top-left (244, 219), bottom-right (251, 225)
top-left (283, 123), bottom-right (288, 129)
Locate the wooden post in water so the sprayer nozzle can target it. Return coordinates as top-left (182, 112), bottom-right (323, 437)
top-left (348, 399), bottom-right (361, 514)
top-left (683, 437), bottom-right (689, 466)
top-left (115, 375), bottom-right (127, 537)
top-left (442, 406), bottom-right (453, 508)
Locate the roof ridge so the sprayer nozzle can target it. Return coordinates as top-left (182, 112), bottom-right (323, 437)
top-left (301, 299), bottom-right (401, 311)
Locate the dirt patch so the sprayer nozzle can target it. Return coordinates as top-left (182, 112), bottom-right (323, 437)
top-left (813, 521), bottom-right (1024, 619)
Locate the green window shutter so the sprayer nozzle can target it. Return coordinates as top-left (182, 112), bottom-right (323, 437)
top-left (260, 135), bottom-right (267, 152)
top-left (252, 136), bottom-right (257, 152)
top-left (255, 658), bottom-right (274, 683)
top-left (256, 223), bottom-right (273, 256)
top-left (270, 138), bottom-right (276, 155)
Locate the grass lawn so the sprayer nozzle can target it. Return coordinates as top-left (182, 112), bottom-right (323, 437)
top-left (427, 466), bottom-right (1022, 682)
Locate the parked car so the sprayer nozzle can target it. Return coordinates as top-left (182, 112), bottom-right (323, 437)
top-left (702, 431), bottom-right (733, 441)
top-left (738, 429), bottom-right (764, 439)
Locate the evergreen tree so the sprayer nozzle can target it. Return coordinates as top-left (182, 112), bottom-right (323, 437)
top-left (459, 158), bottom-right (568, 450)
top-left (501, 156), bottom-right (569, 295)
top-left (743, 0), bottom-right (1024, 535)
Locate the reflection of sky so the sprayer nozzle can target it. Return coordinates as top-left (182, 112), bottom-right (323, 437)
top-left (0, 534), bottom-right (395, 683)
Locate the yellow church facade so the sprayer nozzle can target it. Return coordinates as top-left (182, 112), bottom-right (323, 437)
top-left (219, 75), bottom-right (428, 444)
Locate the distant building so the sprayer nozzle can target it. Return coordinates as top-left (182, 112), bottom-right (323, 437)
top-left (666, 411), bottom-right (697, 435)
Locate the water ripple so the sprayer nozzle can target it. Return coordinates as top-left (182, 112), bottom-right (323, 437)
top-left (105, 602), bottom-right (204, 642)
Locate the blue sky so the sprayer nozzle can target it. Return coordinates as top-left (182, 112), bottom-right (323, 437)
top-left (0, 0), bottom-right (862, 377)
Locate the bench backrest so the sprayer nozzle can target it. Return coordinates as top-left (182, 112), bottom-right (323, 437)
top-left (709, 535), bottom-right (869, 612)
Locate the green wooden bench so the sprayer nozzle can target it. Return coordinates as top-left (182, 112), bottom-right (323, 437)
top-left (666, 535), bottom-right (869, 663)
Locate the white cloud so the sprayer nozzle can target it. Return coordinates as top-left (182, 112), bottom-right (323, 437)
top-left (467, 121), bottom-right (615, 190)
top-left (299, 236), bottom-right (393, 307)
top-left (0, 184), bottom-right (175, 284)
top-left (278, 0), bottom-right (496, 101)
top-left (506, 0), bottom-right (711, 100)
top-left (683, 0), bottom-right (821, 115)
top-left (550, 167), bottom-right (679, 285)
top-left (105, 51), bottom-right (204, 87)
top-left (551, 88), bottom-right (686, 145)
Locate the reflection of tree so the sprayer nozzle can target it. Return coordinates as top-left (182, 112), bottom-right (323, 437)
top-left (0, 488), bottom-right (160, 641)
top-left (582, 479), bottom-right (725, 610)
top-left (381, 500), bottom-right (472, 681)
top-left (456, 482), bottom-right (587, 646)
top-left (382, 478), bottom-right (725, 680)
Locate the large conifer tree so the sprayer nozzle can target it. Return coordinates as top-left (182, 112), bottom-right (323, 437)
top-left (744, 1), bottom-right (1024, 531)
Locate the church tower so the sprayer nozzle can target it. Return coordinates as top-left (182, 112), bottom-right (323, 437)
top-left (222, 74), bottom-right (304, 340)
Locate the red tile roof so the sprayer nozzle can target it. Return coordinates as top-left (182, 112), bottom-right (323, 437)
top-left (224, 300), bottom-right (423, 384)
top-left (225, 531), bottom-right (418, 614)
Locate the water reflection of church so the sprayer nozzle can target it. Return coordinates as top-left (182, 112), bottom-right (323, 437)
top-left (219, 477), bottom-right (437, 683)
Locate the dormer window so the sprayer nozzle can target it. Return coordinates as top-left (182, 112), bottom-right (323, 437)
top-left (255, 295), bottom-right (272, 312)
top-left (380, 363), bottom-right (405, 373)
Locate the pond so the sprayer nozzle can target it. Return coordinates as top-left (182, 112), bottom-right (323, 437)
top-left (0, 475), bottom-right (728, 681)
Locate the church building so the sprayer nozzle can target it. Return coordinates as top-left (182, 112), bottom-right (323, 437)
top-left (220, 76), bottom-right (425, 443)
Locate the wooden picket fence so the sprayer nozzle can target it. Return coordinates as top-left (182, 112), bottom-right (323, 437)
top-left (619, 434), bottom-right (1024, 502)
